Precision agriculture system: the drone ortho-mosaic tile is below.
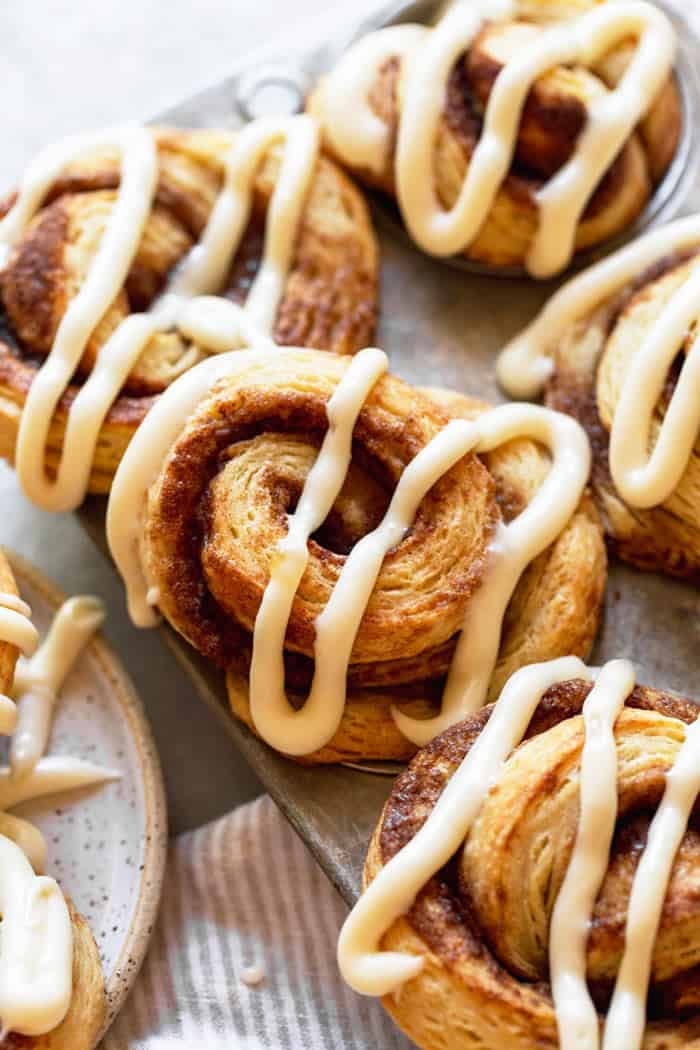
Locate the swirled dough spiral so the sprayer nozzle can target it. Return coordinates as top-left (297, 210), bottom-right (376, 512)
top-left (364, 677), bottom-right (700, 1050)
top-left (131, 348), bottom-right (605, 762)
top-left (0, 126), bottom-right (378, 497)
top-left (546, 248), bottom-right (700, 578)
top-left (308, 0), bottom-right (681, 274)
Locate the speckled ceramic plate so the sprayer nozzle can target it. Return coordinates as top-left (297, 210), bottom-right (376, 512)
top-left (4, 551), bottom-right (168, 1045)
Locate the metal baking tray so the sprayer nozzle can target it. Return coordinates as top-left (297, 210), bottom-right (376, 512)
top-left (79, 0), bottom-right (700, 906)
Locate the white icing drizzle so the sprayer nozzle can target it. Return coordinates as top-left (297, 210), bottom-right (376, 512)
top-left (107, 346), bottom-right (274, 627)
top-left (176, 295), bottom-right (275, 355)
top-left (0, 583), bottom-right (117, 1039)
top-left (0, 750), bottom-right (119, 1043)
top-left (338, 656), bottom-right (591, 995)
top-left (525, 2), bottom-right (673, 278)
top-left (602, 715), bottom-right (700, 1049)
top-left (497, 213), bottom-right (700, 398)
top-left (320, 25), bottom-right (427, 174)
top-left (11, 596), bottom-right (105, 778)
top-left (0, 592), bottom-right (38, 737)
top-left (0, 127), bottom-right (147, 268)
top-left (549, 659), bottom-right (635, 1050)
top-left (207, 116), bottom-right (319, 332)
top-left (0, 750), bottom-right (119, 1041)
top-left (250, 347), bottom-right (389, 754)
top-left (0, 593), bottom-right (30, 618)
top-left (11, 126), bottom-right (159, 512)
top-left (317, 0), bottom-right (675, 277)
top-left (0, 756), bottom-right (119, 812)
top-left (607, 267), bottom-right (700, 509)
top-left (0, 592), bottom-right (38, 658)
top-left (394, 403), bottom-right (590, 746)
top-left (0, 833), bottom-right (73, 1037)
top-left (107, 343), bottom-right (589, 753)
top-left (3, 116), bottom-right (318, 511)
top-left (340, 657), bottom-right (700, 1050)
top-left (498, 215), bottom-right (700, 509)
top-left (0, 813), bottom-right (47, 874)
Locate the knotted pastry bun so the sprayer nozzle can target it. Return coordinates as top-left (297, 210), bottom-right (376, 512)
top-left (308, 0), bottom-right (682, 275)
top-left (0, 125), bottom-right (378, 499)
top-left (365, 677), bottom-right (700, 1050)
top-left (127, 347), bottom-right (605, 763)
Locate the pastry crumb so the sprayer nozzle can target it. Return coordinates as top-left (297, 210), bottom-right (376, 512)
top-left (240, 963), bottom-right (266, 987)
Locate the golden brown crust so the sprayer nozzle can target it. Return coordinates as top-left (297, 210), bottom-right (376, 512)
top-left (546, 249), bottom-right (700, 579)
top-left (227, 676), bottom-right (434, 763)
top-left (143, 350), bottom-right (496, 673)
top-left (136, 347), bottom-right (605, 763)
top-left (0, 126), bottom-right (379, 496)
top-left (425, 387), bottom-right (607, 699)
top-left (368, 679), bottom-right (700, 1050)
top-left (5, 900), bottom-right (105, 1050)
top-left (308, 0), bottom-right (681, 271)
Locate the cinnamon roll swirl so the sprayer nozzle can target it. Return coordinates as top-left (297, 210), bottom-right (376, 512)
top-left (0, 121), bottom-right (378, 509)
top-left (342, 658), bottom-right (700, 1050)
top-left (0, 552), bottom-right (106, 1050)
top-left (107, 345), bottom-right (606, 763)
top-left (308, 0), bottom-right (682, 276)
top-left (499, 213), bottom-right (700, 580)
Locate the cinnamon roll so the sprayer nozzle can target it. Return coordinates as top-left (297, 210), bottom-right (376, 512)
top-left (0, 120), bottom-right (378, 510)
top-left (1, 896), bottom-right (106, 1050)
top-left (0, 552), bottom-right (110, 1050)
top-left (308, 0), bottom-right (682, 276)
top-left (106, 344), bottom-right (606, 763)
top-left (340, 657), bottom-right (700, 1050)
top-left (498, 212), bottom-right (700, 580)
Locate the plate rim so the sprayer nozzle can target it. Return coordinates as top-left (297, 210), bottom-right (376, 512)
top-left (4, 547), bottom-right (168, 1043)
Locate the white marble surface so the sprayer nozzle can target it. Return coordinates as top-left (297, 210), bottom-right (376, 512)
top-left (0, 0), bottom-right (349, 834)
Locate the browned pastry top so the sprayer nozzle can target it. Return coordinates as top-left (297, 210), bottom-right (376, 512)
top-left (547, 248), bottom-right (700, 580)
top-left (0, 126), bottom-right (379, 472)
top-left (142, 350), bottom-right (497, 677)
top-left (308, 0), bottom-right (682, 270)
top-left (142, 351), bottom-right (604, 690)
top-left (371, 679), bottom-right (700, 1048)
top-left (130, 346), bottom-right (606, 763)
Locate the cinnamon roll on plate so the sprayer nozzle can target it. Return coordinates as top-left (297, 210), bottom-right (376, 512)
top-left (498, 212), bottom-right (700, 580)
top-left (0, 120), bottom-right (378, 510)
top-left (106, 344), bottom-right (606, 764)
top-left (0, 549), bottom-right (116, 1050)
top-left (341, 656), bottom-right (700, 1050)
top-left (308, 0), bottom-right (689, 277)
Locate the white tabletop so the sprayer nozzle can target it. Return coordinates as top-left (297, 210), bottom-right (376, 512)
top-left (0, 0), bottom-right (347, 835)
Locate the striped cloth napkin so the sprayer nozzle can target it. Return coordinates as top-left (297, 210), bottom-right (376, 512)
top-left (102, 796), bottom-right (411, 1049)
